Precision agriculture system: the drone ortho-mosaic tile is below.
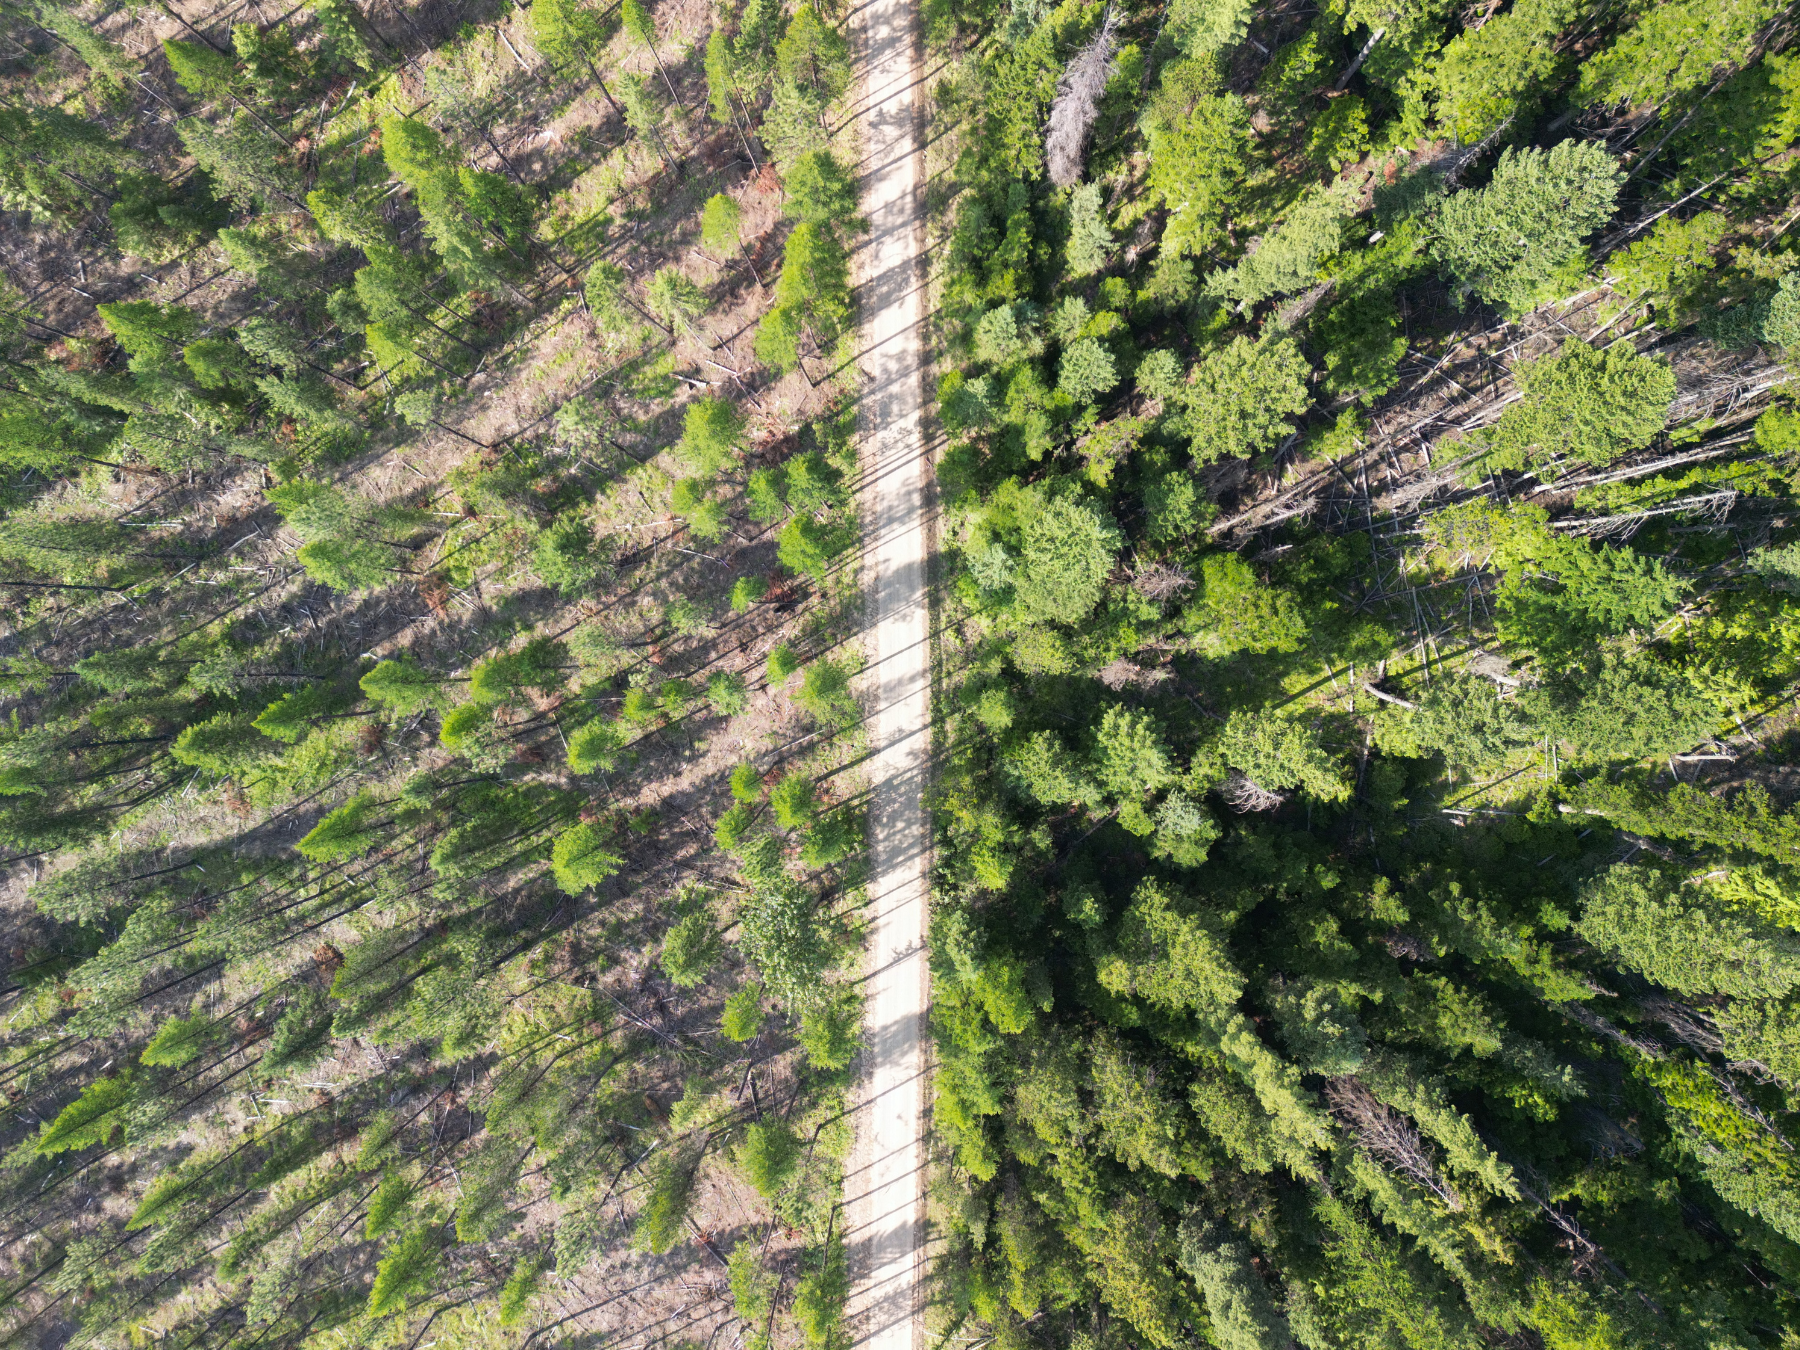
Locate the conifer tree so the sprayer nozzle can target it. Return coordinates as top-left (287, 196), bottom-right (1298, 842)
top-left (755, 223), bottom-right (850, 370)
top-left (702, 192), bottom-right (742, 257)
top-left (1432, 142), bottom-right (1621, 313)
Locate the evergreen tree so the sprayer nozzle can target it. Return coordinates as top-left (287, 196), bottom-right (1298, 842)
top-left (783, 150), bottom-right (861, 228)
top-left (1177, 335), bottom-right (1312, 462)
top-left (178, 114), bottom-right (299, 211)
top-left (755, 223), bottom-right (850, 370)
top-left (162, 38), bottom-right (238, 100)
top-left (1012, 494), bottom-right (1121, 624)
top-left (622, 0), bottom-right (682, 106)
top-left (646, 265), bottom-right (707, 335)
top-left (1481, 338), bottom-right (1677, 472)
top-left (774, 3), bottom-right (852, 101)
top-left (1143, 67), bottom-right (1251, 259)
top-left (1066, 182), bottom-right (1113, 278)
top-left (1579, 0), bottom-right (1787, 109)
top-left (1432, 142), bottom-right (1622, 313)
top-left (0, 107), bottom-right (130, 224)
top-left (702, 192), bottom-right (742, 256)
top-left (619, 71), bottom-right (677, 169)
top-left (1430, 0), bottom-right (1581, 142)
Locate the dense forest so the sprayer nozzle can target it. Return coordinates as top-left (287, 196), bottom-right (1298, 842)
top-left (921, 0), bottom-right (1800, 1347)
top-left (0, 0), bottom-right (880, 1346)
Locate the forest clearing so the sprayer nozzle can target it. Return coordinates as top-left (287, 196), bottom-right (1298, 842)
top-left (0, 0), bottom-right (884, 1344)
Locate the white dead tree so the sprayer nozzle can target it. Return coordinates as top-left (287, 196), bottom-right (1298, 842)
top-left (1045, 9), bottom-right (1119, 188)
top-left (1218, 771), bottom-right (1286, 813)
top-left (1131, 559), bottom-right (1193, 603)
top-left (1325, 1077), bottom-right (1465, 1211)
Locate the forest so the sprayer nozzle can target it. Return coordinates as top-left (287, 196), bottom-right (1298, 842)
top-left (0, 0), bottom-right (879, 1346)
top-left (921, 0), bottom-right (1800, 1346)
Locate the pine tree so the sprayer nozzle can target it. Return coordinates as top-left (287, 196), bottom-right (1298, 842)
top-left (162, 38), bottom-right (238, 99)
top-left (34, 1074), bottom-right (134, 1154)
top-left (110, 172), bottom-right (229, 262)
top-left (296, 790), bottom-right (390, 861)
top-left (231, 21), bottom-right (308, 102)
top-left (1207, 184), bottom-right (1352, 305)
top-left (469, 636), bottom-right (568, 705)
top-left (661, 909), bottom-right (723, 986)
top-left (177, 114), bottom-right (299, 211)
top-left (705, 27), bottom-right (741, 123)
top-left (1012, 495), bottom-right (1120, 624)
top-left (677, 396), bottom-right (745, 473)
top-left (783, 150), bottom-right (861, 228)
top-left (551, 821), bottom-right (623, 893)
top-left (1431, 0), bottom-right (1580, 142)
top-left (0, 107), bottom-right (129, 224)
top-left (1579, 0), bottom-right (1787, 109)
top-left (1056, 338), bottom-right (1117, 403)
top-left (380, 117), bottom-right (526, 290)
top-left (621, 0), bottom-right (684, 110)
top-left (36, 1), bottom-right (137, 84)
top-left (1165, 0), bottom-right (1252, 56)
top-left (619, 71), bottom-right (677, 170)
top-left (1177, 1217), bottom-right (1293, 1350)
top-left (356, 658), bottom-right (448, 720)
top-left (584, 259), bottom-right (632, 330)
top-left (366, 1220), bottom-right (445, 1316)
top-left (1143, 71), bottom-right (1251, 259)
top-left (737, 1119), bottom-right (799, 1196)
top-left (310, 0), bottom-right (381, 71)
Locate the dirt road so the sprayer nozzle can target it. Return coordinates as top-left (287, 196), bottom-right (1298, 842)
top-left (842, 0), bottom-right (930, 1342)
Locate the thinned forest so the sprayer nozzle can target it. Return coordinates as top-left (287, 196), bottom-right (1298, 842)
top-left (921, 0), bottom-right (1800, 1346)
top-left (0, 0), bottom-right (881, 1346)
